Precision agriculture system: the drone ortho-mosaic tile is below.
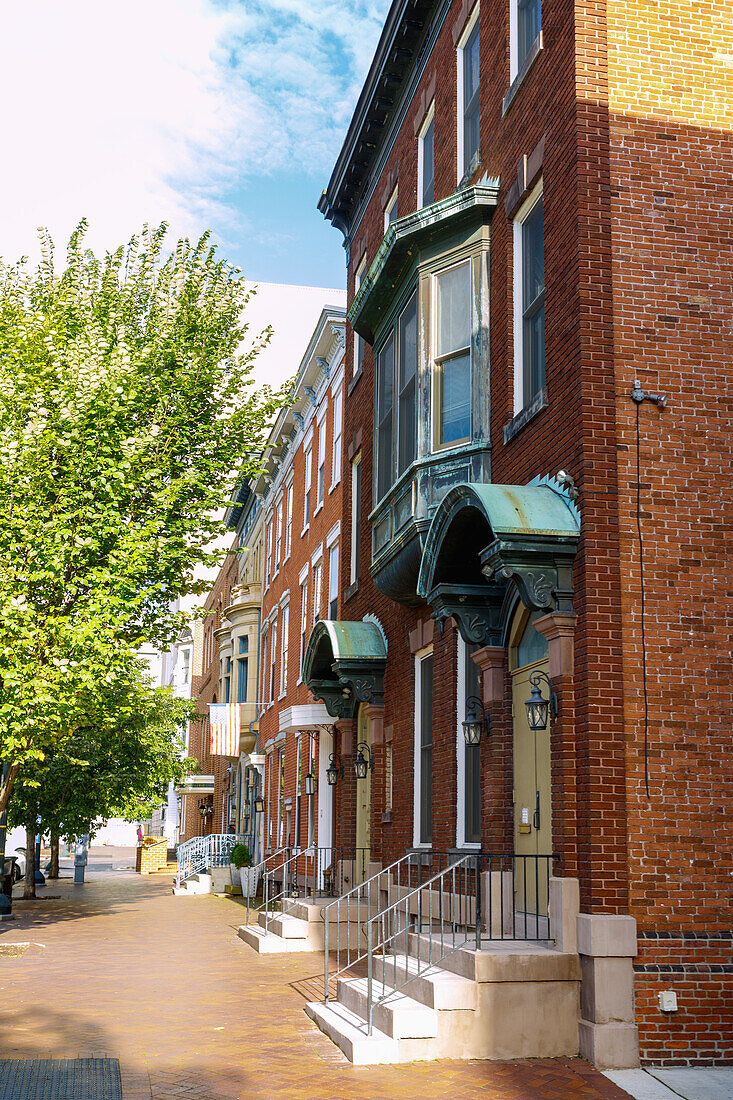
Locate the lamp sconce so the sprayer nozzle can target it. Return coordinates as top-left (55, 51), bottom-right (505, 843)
top-left (462, 695), bottom-right (489, 746)
top-left (304, 771), bottom-right (317, 797)
top-left (254, 794), bottom-right (265, 814)
top-left (525, 670), bottom-right (558, 731)
top-left (326, 753), bottom-right (344, 787)
top-left (353, 742), bottom-right (374, 780)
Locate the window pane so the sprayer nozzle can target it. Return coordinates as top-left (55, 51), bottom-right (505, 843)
top-left (440, 351), bottom-right (471, 443)
top-left (522, 197), bottom-right (544, 310)
top-left (376, 336), bottom-right (394, 498)
top-left (518, 0), bottom-right (540, 69)
top-left (237, 657), bottom-right (248, 701)
top-left (422, 119), bottom-right (434, 206)
top-left (398, 293), bottom-right (417, 475)
top-left (464, 23), bottom-right (480, 106)
top-left (463, 23), bottom-right (480, 168)
top-left (420, 655), bottom-right (433, 845)
top-left (438, 264), bottom-right (470, 356)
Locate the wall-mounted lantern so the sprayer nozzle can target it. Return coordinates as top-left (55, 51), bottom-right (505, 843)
top-left (525, 670), bottom-right (558, 731)
top-left (254, 794), bottom-right (265, 814)
top-left (326, 753), bottom-right (344, 787)
top-left (353, 742), bottom-right (374, 780)
top-left (304, 771), bottom-right (317, 797)
top-left (462, 695), bottom-right (488, 745)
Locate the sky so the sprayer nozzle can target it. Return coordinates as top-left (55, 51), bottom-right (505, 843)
top-left (0, 0), bottom-right (392, 289)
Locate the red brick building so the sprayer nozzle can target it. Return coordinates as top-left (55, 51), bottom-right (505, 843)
top-left (308, 0), bottom-right (732, 1069)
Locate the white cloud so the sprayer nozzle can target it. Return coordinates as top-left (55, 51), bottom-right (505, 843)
top-left (0, 0), bottom-right (389, 264)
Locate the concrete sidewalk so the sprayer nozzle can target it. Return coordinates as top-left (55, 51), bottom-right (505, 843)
top-left (0, 851), bottom-right (636, 1099)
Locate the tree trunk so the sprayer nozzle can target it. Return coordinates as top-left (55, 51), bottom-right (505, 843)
top-left (0, 763), bottom-right (20, 817)
top-left (24, 824), bottom-right (35, 899)
top-left (48, 831), bottom-right (60, 879)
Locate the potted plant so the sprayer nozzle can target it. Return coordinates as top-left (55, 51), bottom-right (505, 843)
top-left (230, 843), bottom-right (258, 896)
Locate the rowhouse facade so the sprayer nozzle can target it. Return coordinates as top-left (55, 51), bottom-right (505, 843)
top-left (309, 0), bottom-right (732, 1069)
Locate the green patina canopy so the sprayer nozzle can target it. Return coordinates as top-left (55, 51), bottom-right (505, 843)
top-left (302, 619), bottom-right (388, 720)
top-left (417, 477), bottom-right (580, 645)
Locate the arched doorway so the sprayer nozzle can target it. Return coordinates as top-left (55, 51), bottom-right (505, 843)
top-left (355, 704), bottom-right (371, 883)
top-left (510, 607), bottom-right (551, 919)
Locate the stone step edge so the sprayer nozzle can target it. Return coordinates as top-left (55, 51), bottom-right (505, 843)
top-left (304, 1000), bottom-right (399, 1065)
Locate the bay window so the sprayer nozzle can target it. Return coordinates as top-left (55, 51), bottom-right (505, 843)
top-left (375, 291), bottom-right (418, 501)
top-left (435, 262), bottom-right (471, 447)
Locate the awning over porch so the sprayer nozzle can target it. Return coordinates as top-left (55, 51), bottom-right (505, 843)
top-left (417, 477), bottom-right (580, 646)
top-left (302, 619), bottom-right (387, 720)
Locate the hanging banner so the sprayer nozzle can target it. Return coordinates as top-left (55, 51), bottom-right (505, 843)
top-left (209, 703), bottom-right (240, 757)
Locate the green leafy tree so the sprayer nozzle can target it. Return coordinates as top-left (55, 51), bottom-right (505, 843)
top-left (9, 658), bottom-right (198, 894)
top-left (0, 222), bottom-right (282, 812)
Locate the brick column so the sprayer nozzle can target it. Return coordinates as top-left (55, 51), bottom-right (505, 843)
top-left (471, 645), bottom-right (513, 851)
top-left (362, 703), bottom-right (384, 746)
top-left (334, 718), bottom-right (356, 852)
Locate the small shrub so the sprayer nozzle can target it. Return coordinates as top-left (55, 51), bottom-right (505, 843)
top-left (230, 843), bottom-right (252, 869)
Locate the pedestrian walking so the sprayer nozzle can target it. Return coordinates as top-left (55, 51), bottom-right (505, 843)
top-left (137, 825), bottom-right (143, 845)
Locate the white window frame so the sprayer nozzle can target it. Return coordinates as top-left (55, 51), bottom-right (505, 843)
top-left (284, 481), bottom-right (293, 559)
top-left (298, 563), bottom-right (309, 683)
top-left (384, 184), bottom-right (398, 231)
top-left (269, 619), bottom-right (277, 706)
top-left (328, 541), bottom-right (339, 620)
top-left (353, 255), bottom-right (367, 379)
top-left (456, 4), bottom-right (480, 183)
top-left (274, 498), bottom-right (282, 572)
top-left (432, 257), bottom-right (473, 451)
top-left (312, 553), bottom-right (323, 625)
top-left (303, 446), bottom-right (313, 530)
top-left (279, 602), bottom-right (289, 697)
top-left (413, 645), bottom-right (434, 849)
top-left (331, 386), bottom-right (343, 489)
top-left (264, 519), bottom-right (272, 587)
top-left (350, 453), bottom-right (362, 585)
top-left (316, 414), bottom-right (327, 512)
top-left (512, 179), bottom-right (544, 415)
top-left (510, 0), bottom-right (541, 82)
top-left (417, 102), bottom-right (435, 210)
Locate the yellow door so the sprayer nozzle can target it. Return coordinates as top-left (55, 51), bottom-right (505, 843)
top-left (512, 656), bottom-right (552, 917)
top-left (355, 705), bottom-right (371, 883)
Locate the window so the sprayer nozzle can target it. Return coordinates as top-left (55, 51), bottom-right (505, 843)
top-left (303, 447), bottom-right (312, 527)
top-left (331, 387), bottom-right (342, 487)
top-left (459, 639), bottom-right (482, 846)
top-left (280, 603), bottom-right (289, 695)
top-left (181, 647), bottom-right (190, 685)
top-left (513, 187), bottom-right (545, 412)
top-left (415, 653), bottom-right (434, 845)
top-left (457, 10), bottom-right (480, 180)
top-left (384, 185), bottom-right (398, 231)
top-left (375, 291), bottom-right (419, 501)
top-left (277, 748), bottom-right (285, 847)
top-left (237, 636), bottom-right (248, 702)
top-left (269, 621), bottom-right (277, 705)
top-left (285, 483), bottom-right (293, 558)
top-left (316, 417), bottom-right (326, 510)
top-left (435, 263), bottom-right (471, 446)
top-left (354, 255), bottom-right (367, 380)
top-left (261, 628), bottom-right (268, 704)
top-left (265, 521), bottom-right (272, 585)
top-left (224, 657), bottom-right (231, 703)
top-left (376, 335), bottom-right (394, 500)
top-left (418, 108), bottom-right (435, 209)
top-left (350, 455), bottom-right (362, 584)
top-left (274, 499), bottom-right (282, 570)
top-left (398, 293), bottom-right (418, 474)
top-left (312, 559), bottom-right (322, 623)
top-left (512, 0), bottom-right (541, 78)
top-left (328, 542), bottom-right (339, 619)
top-left (299, 576), bottom-right (308, 677)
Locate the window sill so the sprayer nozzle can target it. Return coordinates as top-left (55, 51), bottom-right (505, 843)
top-left (300, 525), bottom-right (309, 538)
top-left (278, 692), bottom-right (286, 702)
top-left (348, 366), bottom-right (363, 397)
top-left (503, 385), bottom-right (548, 444)
top-left (502, 30), bottom-right (543, 116)
top-left (328, 479), bottom-right (340, 494)
top-left (313, 503), bottom-right (324, 518)
top-left (344, 579), bottom-right (359, 603)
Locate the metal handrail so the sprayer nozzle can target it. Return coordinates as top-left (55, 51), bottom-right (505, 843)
top-left (244, 847), bottom-right (288, 923)
top-left (321, 850), bottom-right (455, 1003)
top-left (360, 852), bottom-right (557, 1035)
top-left (175, 833), bottom-right (244, 889)
top-left (262, 845), bottom-right (315, 931)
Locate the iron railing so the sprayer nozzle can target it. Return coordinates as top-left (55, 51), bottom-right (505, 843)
top-left (322, 850), bottom-right (457, 1002)
top-left (175, 833), bottom-right (245, 889)
top-left (359, 853), bottom-right (557, 1034)
top-left (244, 847), bottom-right (288, 924)
top-left (259, 846), bottom-right (371, 932)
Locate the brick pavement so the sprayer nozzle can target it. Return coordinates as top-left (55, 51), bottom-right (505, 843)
top-left (0, 851), bottom-right (633, 1100)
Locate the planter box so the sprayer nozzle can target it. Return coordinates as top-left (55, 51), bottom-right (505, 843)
top-left (239, 866), bottom-right (261, 898)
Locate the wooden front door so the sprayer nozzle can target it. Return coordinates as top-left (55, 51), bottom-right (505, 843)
top-left (512, 648), bottom-right (552, 920)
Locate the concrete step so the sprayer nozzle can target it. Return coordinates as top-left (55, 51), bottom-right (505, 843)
top-left (238, 923), bottom-right (318, 954)
top-left (407, 932), bottom-right (579, 983)
top-left (304, 999), bottom-right (399, 1065)
top-left (258, 911), bottom-right (309, 940)
top-left (373, 952), bottom-right (477, 1010)
top-left (337, 976), bottom-right (438, 1040)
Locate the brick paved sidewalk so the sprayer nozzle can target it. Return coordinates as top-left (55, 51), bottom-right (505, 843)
top-left (0, 855), bottom-right (633, 1100)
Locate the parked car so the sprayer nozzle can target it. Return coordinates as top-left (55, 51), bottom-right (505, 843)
top-left (12, 849), bottom-right (26, 883)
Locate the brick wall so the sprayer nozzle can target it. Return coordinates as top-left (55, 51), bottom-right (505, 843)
top-left (606, 0), bottom-right (733, 1060)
